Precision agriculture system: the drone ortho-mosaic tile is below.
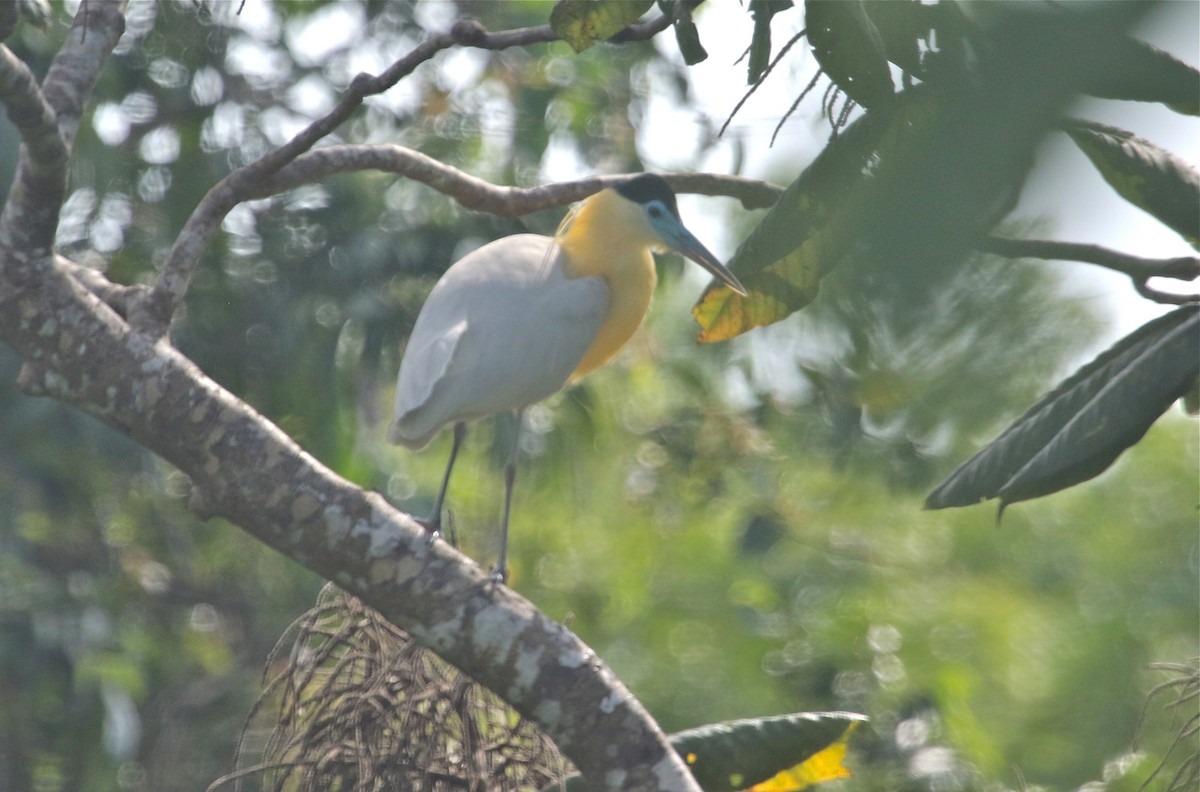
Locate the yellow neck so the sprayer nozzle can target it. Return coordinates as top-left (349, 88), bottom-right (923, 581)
top-left (558, 189), bottom-right (659, 381)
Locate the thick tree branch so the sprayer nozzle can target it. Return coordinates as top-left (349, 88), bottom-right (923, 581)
top-left (0, 8), bottom-right (708, 787)
top-left (250, 144), bottom-right (783, 214)
top-left (135, 13), bottom-right (679, 338)
top-left (980, 235), bottom-right (1200, 304)
top-left (0, 250), bottom-right (699, 792)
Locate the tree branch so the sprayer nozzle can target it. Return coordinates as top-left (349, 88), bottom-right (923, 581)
top-left (0, 45), bottom-right (66, 174)
top-left (134, 13), bottom-right (680, 338)
top-left (0, 249), bottom-right (700, 792)
top-left (0, 8), bottom-right (708, 786)
top-left (41, 0), bottom-right (128, 149)
top-left (980, 235), bottom-right (1200, 303)
top-left (249, 144), bottom-right (783, 214)
top-left (0, 0), bottom-right (125, 261)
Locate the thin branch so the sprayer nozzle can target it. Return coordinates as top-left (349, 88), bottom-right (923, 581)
top-left (982, 235), bottom-right (1199, 306)
top-left (135, 13), bottom-right (678, 337)
top-left (0, 45), bottom-right (67, 174)
top-left (0, 0), bottom-right (124, 260)
top-left (40, 0), bottom-right (128, 150)
top-left (1133, 278), bottom-right (1199, 305)
top-left (250, 144), bottom-right (783, 213)
top-left (719, 28), bottom-right (806, 138)
top-left (981, 235), bottom-right (1199, 288)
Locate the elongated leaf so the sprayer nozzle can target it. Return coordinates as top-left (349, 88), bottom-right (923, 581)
top-left (926, 305), bottom-right (1200, 509)
top-left (1067, 122), bottom-right (1200, 249)
top-left (861, 0), bottom-right (931, 77)
top-left (672, 712), bottom-right (863, 792)
top-left (805, 0), bottom-right (894, 108)
top-left (549, 0), bottom-right (654, 53)
top-left (747, 1), bottom-right (794, 84)
top-left (745, 728), bottom-right (855, 790)
top-left (673, 14), bottom-right (708, 65)
top-left (693, 93), bottom-right (909, 342)
top-left (697, 6), bottom-right (1145, 344)
top-left (541, 712), bottom-right (865, 792)
top-left (1080, 37), bottom-right (1200, 115)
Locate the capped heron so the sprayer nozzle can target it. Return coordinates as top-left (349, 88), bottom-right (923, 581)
top-left (388, 174), bottom-right (745, 581)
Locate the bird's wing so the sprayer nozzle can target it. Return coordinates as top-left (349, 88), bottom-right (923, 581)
top-left (389, 234), bottom-right (608, 448)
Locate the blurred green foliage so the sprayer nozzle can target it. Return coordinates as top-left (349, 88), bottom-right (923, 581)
top-left (0, 2), bottom-right (1195, 792)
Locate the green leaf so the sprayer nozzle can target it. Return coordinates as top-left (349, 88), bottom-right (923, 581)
top-left (1080, 37), bottom-right (1200, 115)
top-left (672, 713), bottom-right (863, 792)
top-left (541, 712), bottom-right (865, 792)
top-left (805, 0), bottom-right (894, 108)
top-left (697, 4), bottom-right (1148, 343)
top-left (673, 14), bottom-right (708, 66)
top-left (1066, 122), bottom-right (1200, 249)
top-left (550, 0), bottom-right (655, 53)
top-left (926, 305), bottom-right (1200, 509)
top-left (748, 0), bottom-right (794, 84)
top-left (692, 95), bottom-right (905, 342)
top-left (860, 0), bottom-right (931, 77)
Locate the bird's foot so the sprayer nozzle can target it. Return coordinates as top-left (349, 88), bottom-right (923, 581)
top-left (486, 562), bottom-right (509, 587)
top-left (416, 510), bottom-right (458, 548)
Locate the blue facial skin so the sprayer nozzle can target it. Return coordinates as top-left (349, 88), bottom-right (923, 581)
top-left (641, 198), bottom-right (744, 294)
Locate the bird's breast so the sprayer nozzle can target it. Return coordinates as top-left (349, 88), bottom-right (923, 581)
top-left (566, 247), bottom-right (657, 381)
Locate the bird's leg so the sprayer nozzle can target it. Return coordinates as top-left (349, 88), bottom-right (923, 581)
top-left (422, 421), bottom-right (466, 539)
top-left (490, 411), bottom-right (523, 584)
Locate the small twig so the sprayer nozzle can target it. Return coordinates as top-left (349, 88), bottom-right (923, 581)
top-left (719, 28), bottom-right (806, 138)
top-left (250, 145), bottom-right (783, 213)
top-left (980, 235), bottom-right (1200, 304)
top-left (607, 9), bottom-right (675, 43)
top-left (770, 68), bottom-right (823, 147)
top-left (1133, 278), bottom-right (1199, 305)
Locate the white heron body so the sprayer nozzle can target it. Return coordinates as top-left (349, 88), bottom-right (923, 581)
top-left (390, 188), bottom-right (662, 449)
top-left (389, 233), bottom-right (609, 448)
top-left (386, 174), bottom-right (744, 580)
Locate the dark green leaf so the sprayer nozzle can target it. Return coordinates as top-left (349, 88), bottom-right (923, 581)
top-left (748, 0), bottom-right (793, 84)
top-left (805, 0), bottom-right (894, 108)
top-left (1080, 37), bottom-right (1200, 115)
top-left (1066, 122), bottom-right (1200, 249)
top-left (673, 13), bottom-right (708, 65)
top-left (670, 712), bottom-right (863, 791)
top-left (861, 0), bottom-right (931, 77)
top-left (541, 712), bottom-right (866, 792)
top-left (926, 305), bottom-right (1200, 509)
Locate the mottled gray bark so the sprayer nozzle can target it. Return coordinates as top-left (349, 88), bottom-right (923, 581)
top-left (0, 3), bottom-right (723, 790)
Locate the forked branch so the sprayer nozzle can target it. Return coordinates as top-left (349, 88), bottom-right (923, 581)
top-left (981, 235), bottom-right (1200, 304)
top-left (135, 12), bottom-right (680, 337)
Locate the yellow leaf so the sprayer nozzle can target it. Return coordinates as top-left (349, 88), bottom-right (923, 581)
top-left (549, 0), bottom-right (654, 53)
top-left (744, 723), bottom-right (857, 792)
top-left (693, 244), bottom-right (824, 343)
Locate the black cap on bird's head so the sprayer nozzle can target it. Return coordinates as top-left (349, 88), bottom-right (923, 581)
top-left (615, 173), bottom-right (681, 220)
top-left (613, 173), bottom-right (747, 296)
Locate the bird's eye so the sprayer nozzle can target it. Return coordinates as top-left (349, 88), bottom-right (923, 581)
top-left (647, 205), bottom-right (663, 219)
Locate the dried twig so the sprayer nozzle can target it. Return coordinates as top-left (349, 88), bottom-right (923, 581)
top-left (980, 235), bottom-right (1200, 304)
